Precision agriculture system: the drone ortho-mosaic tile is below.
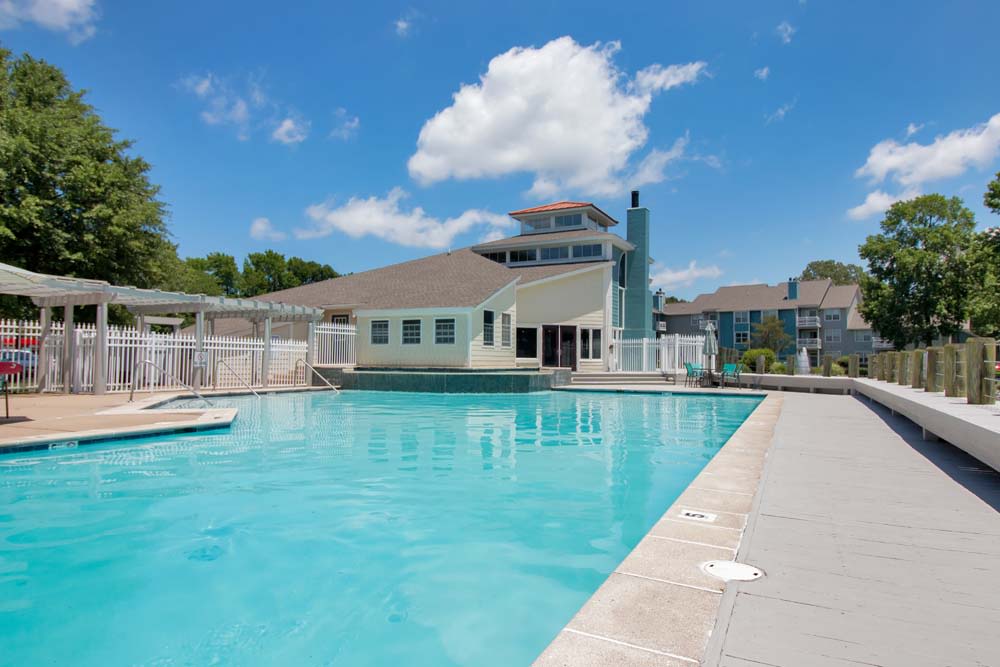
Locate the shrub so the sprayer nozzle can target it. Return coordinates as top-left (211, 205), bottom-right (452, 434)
top-left (771, 361), bottom-right (787, 374)
top-left (740, 348), bottom-right (777, 373)
top-left (836, 355), bottom-right (851, 370)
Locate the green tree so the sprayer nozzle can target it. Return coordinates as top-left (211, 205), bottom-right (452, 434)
top-left (287, 256), bottom-right (339, 286)
top-left (799, 259), bottom-right (866, 285)
top-left (750, 315), bottom-right (793, 355)
top-left (240, 250), bottom-right (298, 296)
top-left (968, 227), bottom-right (1000, 337)
top-left (858, 194), bottom-right (976, 347)
top-left (187, 252), bottom-right (240, 296)
top-left (0, 48), bottom-right (171, 318)
top-left (985, 171), bottom-right (1000, 215)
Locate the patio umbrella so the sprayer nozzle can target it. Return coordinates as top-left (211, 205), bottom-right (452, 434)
top-left (702, 321), bottom-right (719, 371)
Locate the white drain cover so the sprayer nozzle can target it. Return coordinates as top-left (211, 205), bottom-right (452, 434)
top-left (701, 560), bottom-right (764, 582)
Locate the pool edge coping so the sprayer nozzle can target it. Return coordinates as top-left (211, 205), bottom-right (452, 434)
top-left (533, 391), bottom-right (784, 666)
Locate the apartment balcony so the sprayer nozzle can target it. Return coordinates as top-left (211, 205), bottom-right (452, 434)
top-left (872, 337), bottom-right (894, 350)
top-left (797, 338), bottom-right (822, 350)
top-left (796, 316), bottom-right (822, 328)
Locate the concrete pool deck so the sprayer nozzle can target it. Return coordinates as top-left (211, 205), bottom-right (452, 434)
top-left (538, 388), bottom-right (1000, 666)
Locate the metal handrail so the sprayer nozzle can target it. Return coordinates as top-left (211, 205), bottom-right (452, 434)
top-left (129, 359), bottom-right (212, 405)
top-left (214, 358), bottom-right (261, 398)
top-left (295, 358), bottom-right (339, 393)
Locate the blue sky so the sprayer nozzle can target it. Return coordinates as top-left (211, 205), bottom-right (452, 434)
top-left (3, 0), bottom-right (1000, 299)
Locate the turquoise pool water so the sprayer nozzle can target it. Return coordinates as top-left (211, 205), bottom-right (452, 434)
top-left (0, 390), bottom-right (761, 666)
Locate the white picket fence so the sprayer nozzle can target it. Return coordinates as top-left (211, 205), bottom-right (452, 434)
top-left (613, 334), bottom-right (706, 373)
top-left (0, 318), bottom-right (313, 394)
top-left (313, 323), bottom-right (356, 366)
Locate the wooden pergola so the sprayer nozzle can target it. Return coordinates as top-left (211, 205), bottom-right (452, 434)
top-left (0, 262), bottom-right (323, 393)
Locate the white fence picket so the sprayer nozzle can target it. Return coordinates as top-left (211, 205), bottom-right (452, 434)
top-left (613, 334), bottom-right (706, 373)
top-left (314, 323), bottom-right (356, 366)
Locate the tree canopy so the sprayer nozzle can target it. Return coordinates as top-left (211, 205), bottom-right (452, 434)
top-left (985, 171), bottom-right (1000, 215)
top-left (0, 48), bottom-right (173, 316)
top-left (799, 259), bottom-right (866, 285)
top-left (750, 315), bottom-right (793, 355)
top-left (858, 195), bottom-right (976, 347)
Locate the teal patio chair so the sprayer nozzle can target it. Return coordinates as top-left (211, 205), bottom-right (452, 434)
top-left (720, 363), bottom-right (744, 389)
top-left (684, 362), bottom-right (705, 387)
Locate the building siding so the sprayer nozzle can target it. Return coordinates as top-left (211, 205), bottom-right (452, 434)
top-left (469, 283), bottom-right (518, 368)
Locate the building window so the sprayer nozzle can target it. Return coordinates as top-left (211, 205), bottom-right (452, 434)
top-left (572, 244), bottom-right (602, 258)
top-left (483, 310), bottom-right (494, 346)
top-left (524, 217), bottom-right (550, 231)
top-left (554, 213), bottom-right (582, 227)
top-left (516, 327), bottom-right (537, 358)
top-left (735, 331), bottom-right (750, 345)
top-left (580, 328), bottom-right (602, 360)
top-left (735, 311), bottom-right (749, 324)
top-left (854, 330), bottom-right (872, 343)
top-left (331, 314), bottom-right (349, 325)
top-left (435, 318), bottom-right (455, 344)
top-left (540, 246), bottom-right (569, 261)
top-left (481, 251), bottom-right (506, 263)
top-left (370, 320), bottom-right (389, 345)
top-left (824, 330), bottom-right (841, 343)
top-left (691, 314), bottom-right (703, 326)
top-left (402, 319), bottom-right (421, 345)
top-left (508, 249), bottom-right (536, 263)
top-left (501, 313), bottom-right (512, 347)
top-left (763, 309), bottom-right (779, 320)
top-left (824, 310), bottom-right (841, 321)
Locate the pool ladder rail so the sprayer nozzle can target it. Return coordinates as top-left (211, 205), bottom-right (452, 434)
top-left (295, 358), bottom-right (340, 394)
top-left (213, 358), bottom-right (261, 398)
top-left (128, 359), bottom-right (213, 405)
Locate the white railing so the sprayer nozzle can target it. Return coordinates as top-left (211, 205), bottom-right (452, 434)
top-left (796, 316), bottom-right (822, 328)
top-left (314, 323), bottom-right (356, 366)
top-left (0, 318), bottom-right (309, 393)
top-left (797, 338), bottom-right (822, 349)
top-left (872, 337), bottom-right (894, 350)
top-left (613, 334), bottom-right (706, 372)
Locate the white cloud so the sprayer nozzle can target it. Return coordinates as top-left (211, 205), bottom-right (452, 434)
top-left (249, 217), bottom-right (287, 242)
top-left (296, 187), bottom-right (515, 249)
top-left (754, 66), bottom-right (770, 81)
top-left (776, 21), bottom-right (796, 44)
top-left (650, 260), bottom-right (723, 290)
top-left (856, 113), bottom-right (1000, 188)
top-left (846, 188), bottom-right (919, 221)
top-left (632, 135), bottom-right (688, 187)
top-left (330, 108), bottom-right (360, 140)
top-left (272, 117), bottom-right (310, 144)
top-left (904, 122), bottom-right (924, 138)
top-left (407, 37), bottom-right (708, 197)
top-left (0, 0), bottom-right (98, 43)
top-left (765, 98), bottom-right (796, 124)
top-left (395, 17), bottom-right (410, 36)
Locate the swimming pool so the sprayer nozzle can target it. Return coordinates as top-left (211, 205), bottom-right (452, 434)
top-left (0, 390), bottom-right (761, 666)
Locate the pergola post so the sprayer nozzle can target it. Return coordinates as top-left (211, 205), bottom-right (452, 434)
top-left (63, 304), bottom-right (77, 393)
top-left (261, 317), bottom-right (272, 388)
top-left (37, 307), bottom-right (51, 392)
top-left (94, 302), bottom-right (108, 394)
top-left (193, 310), bottom-right (205, 392)
top-left (260, 315), bottom-right (271, 387)
top-left (306, 319), bottom-right (316, 367)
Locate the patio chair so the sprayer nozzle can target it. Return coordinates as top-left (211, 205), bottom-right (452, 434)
top-left (684, 362), bottom-right (705, 387)
top-left (720, 363), bottom-right (744, 389)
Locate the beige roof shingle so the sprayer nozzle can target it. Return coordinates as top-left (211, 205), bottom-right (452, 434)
top-left (661, 279), bottom-right (853, 316)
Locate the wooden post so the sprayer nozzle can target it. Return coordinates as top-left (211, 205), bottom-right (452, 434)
top-left (896, 351), bottom-right (908, 385)
top-left (984, 338), bottom-right (997, 406)
top-left (786, 355), bottom-right (796, 375)
top-left (822, 354), bottom-right (832, 377)
top-left (966, 338), bottom-right (996, 405)
top-left (848, 354), bottom-right (859, 378)
top-left (910, 349), bottom-right (923, 389)
top-left (756, 354), bottom-right (766, 374)
top-left (925, 347), bottom-right (940, 392)
top-left (956, 346), bottom-right (967, 397)
top-left (943, 345), bottom-right (957, 396)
